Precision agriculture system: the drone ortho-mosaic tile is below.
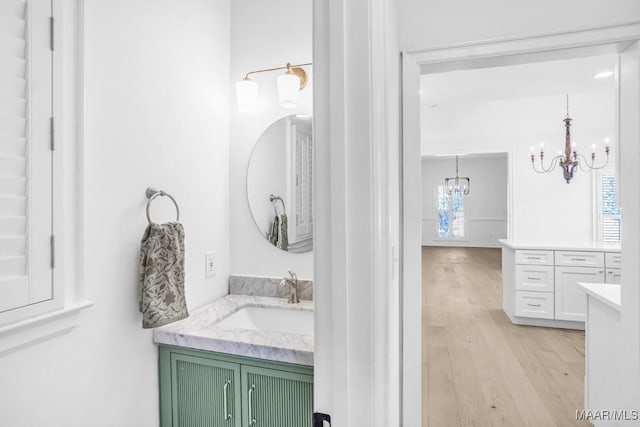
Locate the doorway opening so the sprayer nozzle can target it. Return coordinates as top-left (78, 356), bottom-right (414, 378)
top-left (417, 52), bottom-right (619, 426)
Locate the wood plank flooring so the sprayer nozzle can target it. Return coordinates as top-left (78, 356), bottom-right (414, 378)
top-left (422, 247), bottom-right (591, 427)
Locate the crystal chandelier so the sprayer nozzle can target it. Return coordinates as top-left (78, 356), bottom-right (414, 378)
top-left (530, 95), bottom-right (610, 183)
top-left (445, 155), bottom-right (470, 195)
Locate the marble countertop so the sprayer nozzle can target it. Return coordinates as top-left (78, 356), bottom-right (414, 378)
top-left (153, 294), bottom-right (314, 366)
top-left (499, 239), bottom-right (621, 252)
top-left (578, 282), bottom-right (621, 312)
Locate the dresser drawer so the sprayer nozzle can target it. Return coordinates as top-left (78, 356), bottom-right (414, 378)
top-left (515, 250), bottom-right (554, 265)
top-left (606, 268), bottom-right (622, 284)
top-left (515, 265), bottom-right (554, 292)
top-left (605, 252), bottom-right (622, 268)
top-left (554, 251), bottom-right (604, 268)
top-left (515, 291), bottom-right (554, 319)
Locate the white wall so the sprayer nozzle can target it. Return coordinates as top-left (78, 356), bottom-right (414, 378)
top-left (422, 155), bottom-right (508, 246)
top-left (422, 91), bottom-right (615, 242)
top-left (400, 0), bottom-right (640, 49)
top-left (0, 1), bottom-right (230, 426)
top-left (230, 0), bottom-right (313, 279)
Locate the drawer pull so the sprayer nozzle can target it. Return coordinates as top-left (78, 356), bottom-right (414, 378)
top-left (571, 257), bottom-right (587, 261)
top-left (527, 256), bottom-right (541, 260)
top-left (526, 276), bottom-right (541, 281)
top-left (248, 384), bottom-right (256, 426)
top-left (224, 380), bottom-right (232, 421)
top-left (527, 303), bottom-right (542, 307)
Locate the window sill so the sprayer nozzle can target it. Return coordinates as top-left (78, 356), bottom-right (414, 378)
top-left (0, 300), bottom-right (93, 357)
top-left (434, 238), bottom-right (469, 242)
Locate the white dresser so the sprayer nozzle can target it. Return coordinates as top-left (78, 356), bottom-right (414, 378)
top-left (500, 240), bottom-right (621, 329)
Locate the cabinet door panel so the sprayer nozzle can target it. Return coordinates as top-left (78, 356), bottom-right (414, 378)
top-left (171, 353), bottom-right (241, 427)
top-left (241, 365), bottom-right (313, 427)
top-left (555, 266), bottom-right (605, 321)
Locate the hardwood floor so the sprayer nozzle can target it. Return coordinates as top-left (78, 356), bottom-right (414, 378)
top-left (422, 246), bottom-right (591, 427)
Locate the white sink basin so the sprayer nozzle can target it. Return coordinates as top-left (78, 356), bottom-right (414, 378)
top-left (216, 306), bottom-right (313, 336)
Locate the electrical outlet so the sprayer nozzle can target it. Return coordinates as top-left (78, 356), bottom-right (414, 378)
top-left (205, 252), bottom-right (216, 278)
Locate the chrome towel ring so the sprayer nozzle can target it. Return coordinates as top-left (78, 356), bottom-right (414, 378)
top-left (269, 194), bottom-right (286, 216)
top-left (145, 187), bottom-right (180, 224)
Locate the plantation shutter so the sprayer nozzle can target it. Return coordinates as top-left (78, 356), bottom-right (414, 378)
top-left (599, 171), bottom-right (621, 242)
top-left (0, 0), bottom-right (53, 315)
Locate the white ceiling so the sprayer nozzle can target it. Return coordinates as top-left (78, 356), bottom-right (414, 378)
top-left (420, 54), bottom-right (617, 106)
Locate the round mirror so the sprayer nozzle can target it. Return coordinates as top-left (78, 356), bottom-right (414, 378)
top-left (247, 115), bottom-right (313, 253)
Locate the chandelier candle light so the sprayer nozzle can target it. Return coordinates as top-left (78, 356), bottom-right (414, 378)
top-left (235, 62), bottom-right (312, 112)
top-left (530, 95), bottom-right (610, 183)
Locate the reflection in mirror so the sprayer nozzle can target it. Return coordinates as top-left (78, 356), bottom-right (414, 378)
top-left (247, 115), bottom-right (313, 253)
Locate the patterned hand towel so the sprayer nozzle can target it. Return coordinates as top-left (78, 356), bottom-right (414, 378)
top-left (268, 214), bottom-right (289, 251)
top-left (278, 214), bottom-right (289, 251)
top-left (268, 215), bottom-right (280, 246)
top-left (138, 222), bottom-right (189, 328)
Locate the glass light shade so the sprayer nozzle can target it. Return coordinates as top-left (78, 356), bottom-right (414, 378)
top-left (277, 72), bottom-right (300, 109)
top-left (235, 79), bottom-right (258, 112)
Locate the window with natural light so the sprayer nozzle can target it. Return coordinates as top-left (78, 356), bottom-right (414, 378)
top-left (598, 170), bottom-right (621, 242)
top-left (436, 185), bottom-right (466, 239)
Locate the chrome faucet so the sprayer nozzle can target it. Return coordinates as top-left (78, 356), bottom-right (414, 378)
top-left (280, 269), bottom-right (299, 304)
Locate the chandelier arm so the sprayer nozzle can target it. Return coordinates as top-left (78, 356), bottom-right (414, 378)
top-left (544, 154), bottom-right (563, 172)
top-left (575, 154), bottom-right (593, 172)
top-left (531, 155), bottom-right (563, 173)
top-left (531, 162), bottom-right (543, 173)
top-left (575, 153), bottom-right (609, 172)
top-left (531, 161), bottom-right (550, 173)
top-left (590, 160), bottom-right (611, 170)
top-left (539, 155), bottom-right (549, 171)
top-left (546, 155), bottom-right (563, 172)
top-left (550, 155), bottom-right (563, 171)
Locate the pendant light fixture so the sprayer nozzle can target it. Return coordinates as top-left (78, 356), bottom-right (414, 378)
top-left (235, 62), bottom-right (311, 111)
top-left (530, 95), bottom-right (610, 183)
top-left (445, 155), bottom-right (470, 195)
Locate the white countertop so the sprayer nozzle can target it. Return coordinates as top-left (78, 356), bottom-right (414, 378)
top-left (499, 239), bottom-right (621, 252)
top-left (153, 294), bottom-right (314, 366)
top-left (577, 282), bottom-right (621, 311)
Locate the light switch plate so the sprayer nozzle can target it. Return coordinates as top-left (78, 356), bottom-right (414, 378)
top-left (205, 252), bottom-right (216, 277)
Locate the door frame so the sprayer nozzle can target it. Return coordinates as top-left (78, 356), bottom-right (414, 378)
top-left (313, 0), bottom-right (401, 426)
top-left (402, 21), bottom-right (640, 423)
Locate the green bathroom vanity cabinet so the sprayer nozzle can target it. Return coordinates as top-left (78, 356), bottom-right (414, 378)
top-left (159, 345), bottom-right (314, 427)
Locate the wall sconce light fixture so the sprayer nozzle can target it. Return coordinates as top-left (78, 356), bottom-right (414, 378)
top-left (235, 62), bottom-right (312, 112)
